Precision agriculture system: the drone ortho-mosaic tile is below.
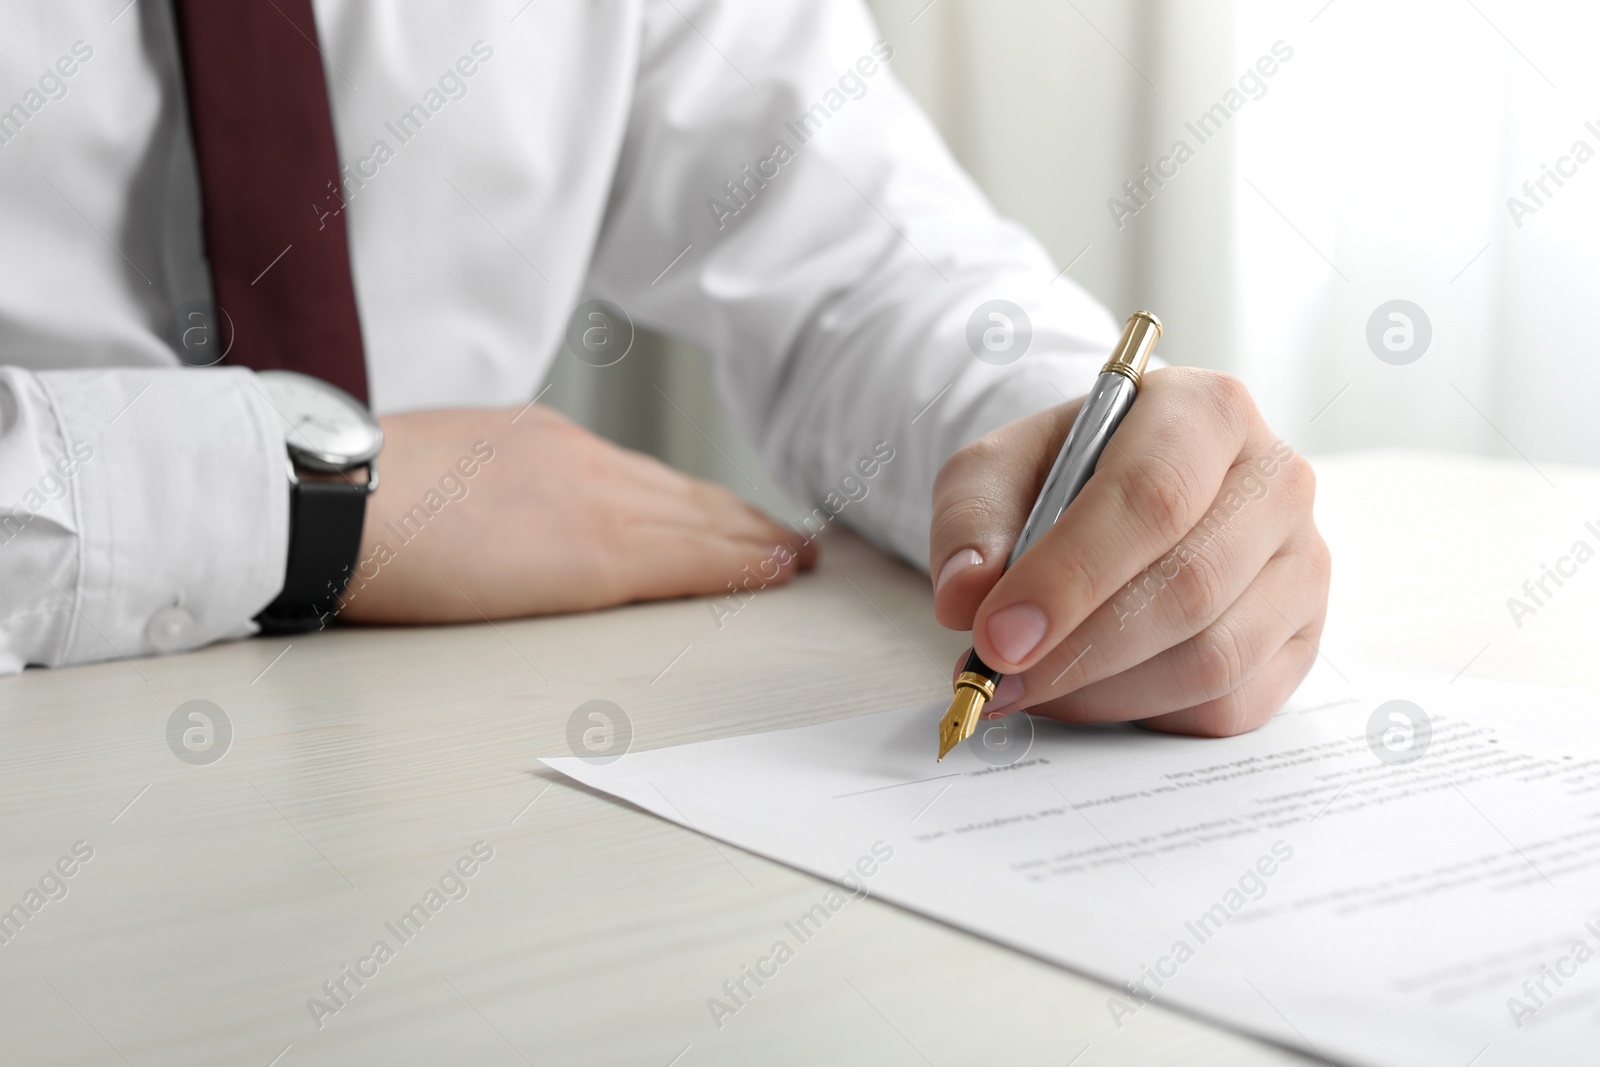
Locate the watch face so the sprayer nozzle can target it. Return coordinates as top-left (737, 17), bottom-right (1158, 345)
top-left (256, 371), bottom-right (383, 471)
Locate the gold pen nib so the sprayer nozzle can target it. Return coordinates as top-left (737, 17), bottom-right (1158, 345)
top-left (937, 671), bottom-right (999, 761)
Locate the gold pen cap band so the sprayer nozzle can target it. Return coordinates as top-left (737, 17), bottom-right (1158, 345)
top-left (1101, 310), bottom-right (1163, 387)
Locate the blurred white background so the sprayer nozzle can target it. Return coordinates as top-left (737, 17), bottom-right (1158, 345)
top-left (546, 0), bottom-right (1599, 519)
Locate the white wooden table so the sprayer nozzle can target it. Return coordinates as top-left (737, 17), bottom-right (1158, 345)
top-left (2, 451), bottom-right (1596, 1066)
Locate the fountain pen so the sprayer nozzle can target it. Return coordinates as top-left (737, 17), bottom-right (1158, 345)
top-left (937, 310), bottom-right (1163, 761)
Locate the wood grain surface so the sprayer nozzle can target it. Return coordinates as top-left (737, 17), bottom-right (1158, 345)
top-left (1, 451), bottom-right (1596, 1066)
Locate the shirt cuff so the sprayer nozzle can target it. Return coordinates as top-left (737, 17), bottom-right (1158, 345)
top-left (30, 367), bottom-right (288, 668)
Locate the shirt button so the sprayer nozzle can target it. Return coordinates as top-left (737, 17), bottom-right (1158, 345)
top-left (146, 605), bottom-right (197, 653)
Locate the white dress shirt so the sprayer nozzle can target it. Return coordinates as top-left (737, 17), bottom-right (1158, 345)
top-left (0, 0), bottom-right (1121, 674)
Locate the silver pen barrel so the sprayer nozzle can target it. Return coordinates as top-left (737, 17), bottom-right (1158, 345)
top-left (1007, 310), bottom-right (1163, 566)
top-left (937, 309), bottom-right (1163, 760)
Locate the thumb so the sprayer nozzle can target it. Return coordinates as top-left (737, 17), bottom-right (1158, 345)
top-left (928, 396), bottom-right (1085, 630)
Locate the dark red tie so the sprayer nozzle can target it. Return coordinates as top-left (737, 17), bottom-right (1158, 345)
top-left (173, 0), bottom-right (369, 403)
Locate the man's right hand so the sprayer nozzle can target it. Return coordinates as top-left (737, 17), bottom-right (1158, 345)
top-left (334, 405), bottom-right (815, 624)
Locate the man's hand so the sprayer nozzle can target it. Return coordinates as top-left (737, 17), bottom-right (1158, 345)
top-left (929, 367), bottom-right (1329, 737)
top-left (337, 406), bottom-right (814, 623)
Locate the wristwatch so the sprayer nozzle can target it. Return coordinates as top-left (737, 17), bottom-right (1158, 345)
top-left (254, 370), bottom-right (384, 634)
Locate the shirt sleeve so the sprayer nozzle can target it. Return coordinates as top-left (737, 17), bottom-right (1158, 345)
top-left (0, 366), bottom-right (288, 675)
top-left (584, 0), bottom-right (1129, 569)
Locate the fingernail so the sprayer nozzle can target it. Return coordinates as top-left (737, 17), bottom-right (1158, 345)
top-left (985, 603), bottom-right (1047, 667)
top-left (987, 674), bottom-right (1024, 711)
top-left (935, 548), bottom-right (983, 594)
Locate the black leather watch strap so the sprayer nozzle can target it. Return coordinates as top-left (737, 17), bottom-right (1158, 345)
top-left (256, 476), bottom-right (369, 635)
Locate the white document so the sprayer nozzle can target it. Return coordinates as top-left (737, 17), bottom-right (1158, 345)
top-left (544, 666), bottom-right (1600, 1065)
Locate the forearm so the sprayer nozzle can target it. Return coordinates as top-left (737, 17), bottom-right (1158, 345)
top-left (586, 0), bottom-right (1124, 569)
top-left (758, 266), bottom-right (1120, 571)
